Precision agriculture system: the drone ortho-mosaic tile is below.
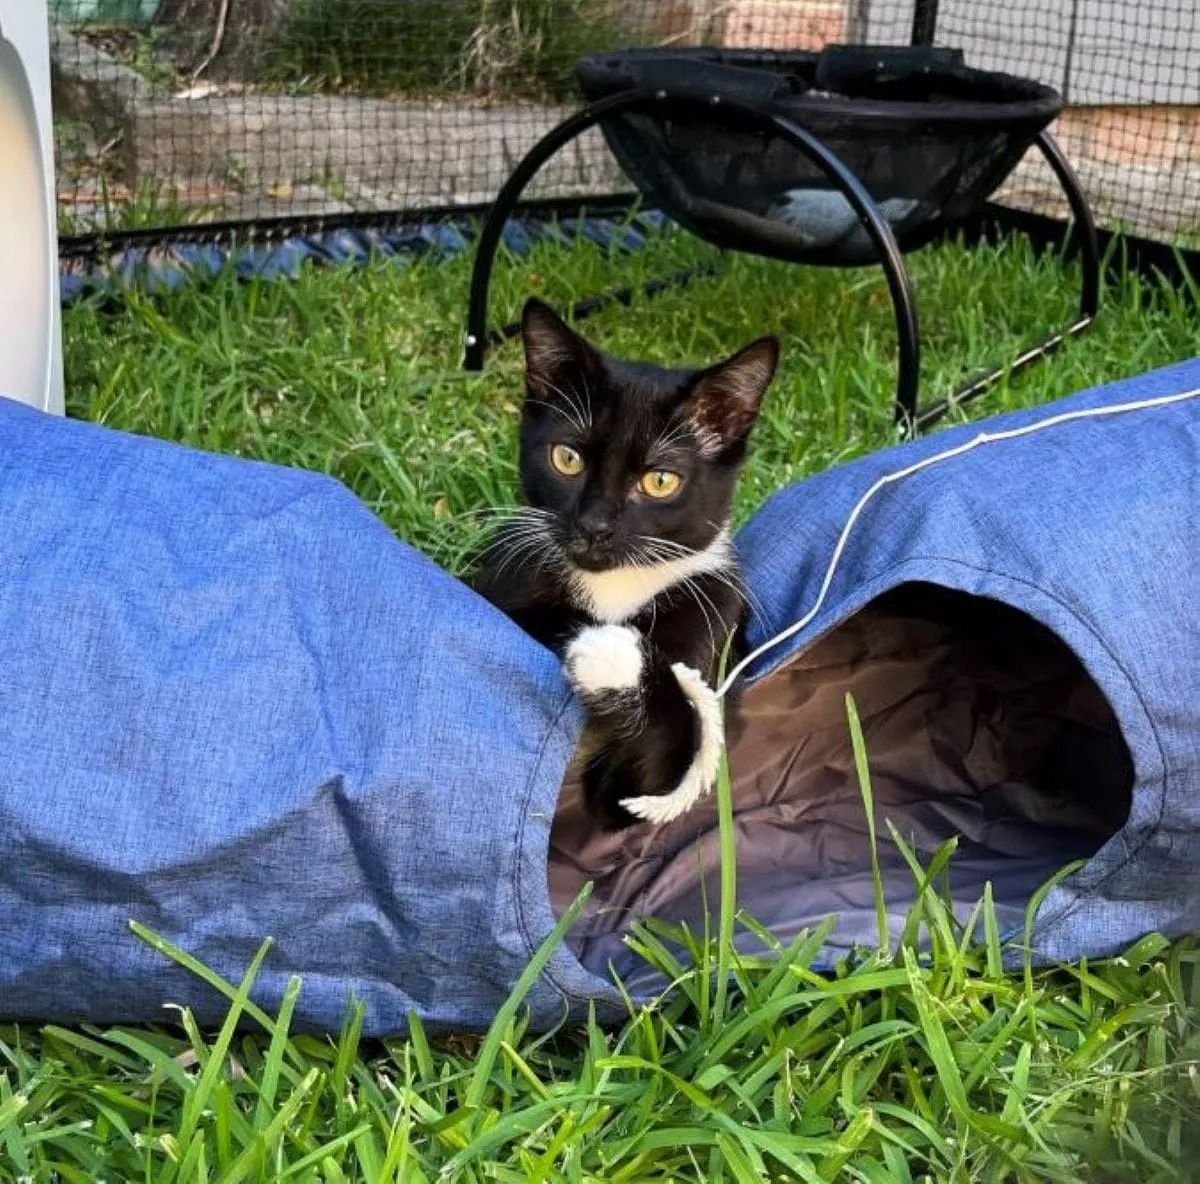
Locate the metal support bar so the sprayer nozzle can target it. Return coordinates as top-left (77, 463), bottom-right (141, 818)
top-left (913, 130), bottom-right (1101, 430)
top-left (463, 89), bottom-right (921, 427)
top-left (1035, 129), bottom-right (1100, 320)
top-left (910, 0), bottom-right (941, 46)
top-left (913, 317), bottom-right (1093, 431)
top-left (488, 263), bottom-right (722, 349)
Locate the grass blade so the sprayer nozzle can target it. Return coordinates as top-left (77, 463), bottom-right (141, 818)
top-left (713, 638), bottom-right (739, 1026)
top-left (846, 694), bottom-right (889, 953)
top-left (465, 881), bottom-right (592, 1111)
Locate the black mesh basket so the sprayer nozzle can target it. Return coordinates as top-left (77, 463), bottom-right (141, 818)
top-left (466, 41), bottom-right (1095, 431)
top-left (576, 45), bottom-right (1063, 266)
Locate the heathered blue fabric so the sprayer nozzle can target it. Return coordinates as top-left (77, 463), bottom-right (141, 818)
top-left (0, 357), bottom-right (1197, 1034)
top-left (734, 357), bottom-right (1200, 967)
top-left (0, 400), bottom-right (601, 1033)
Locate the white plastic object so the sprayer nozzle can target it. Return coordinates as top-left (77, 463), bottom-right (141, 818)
top-left (0, 1), bottom-right (64, 415)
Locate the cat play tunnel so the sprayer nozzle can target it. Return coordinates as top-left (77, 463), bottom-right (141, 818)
top-left (1, 357), bottom-right (1197, 1034)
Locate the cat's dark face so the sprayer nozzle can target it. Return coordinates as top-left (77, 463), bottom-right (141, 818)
top-left (517, 299), bottom-right (778, 572)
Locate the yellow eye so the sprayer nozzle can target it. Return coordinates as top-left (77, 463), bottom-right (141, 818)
top-left (549, 443), bottom-right (585, 477)
top-left (639, 470), bottom-right (682, 499)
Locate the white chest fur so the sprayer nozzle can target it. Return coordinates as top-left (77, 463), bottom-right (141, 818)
top-left (569, 530), bottom-right (734, 623)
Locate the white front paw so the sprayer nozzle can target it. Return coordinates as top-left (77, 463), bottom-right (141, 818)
top-left (564, 624), bottom-right (644, 699)
top-left (620, 662), bottom-right (724, 825)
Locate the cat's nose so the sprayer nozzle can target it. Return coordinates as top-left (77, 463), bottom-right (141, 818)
top-left (577, 505), bottom-right (615, 543)
top-left (582, 521), bottom-right (613, 545)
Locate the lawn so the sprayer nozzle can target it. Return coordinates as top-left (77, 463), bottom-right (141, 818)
top-left (2, 222), bottom-right (1197, 1181)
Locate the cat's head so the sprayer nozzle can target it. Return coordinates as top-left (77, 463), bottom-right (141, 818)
top-left (517, 298), bottom-right (778, 573)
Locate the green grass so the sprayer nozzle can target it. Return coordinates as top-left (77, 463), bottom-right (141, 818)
top-left (8, 223), bottom-right (1197, 1179)
top-left (60, 219), bottom-right (1199, 569)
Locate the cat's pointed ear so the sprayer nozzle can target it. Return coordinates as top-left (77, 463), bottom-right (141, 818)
top-left (521, 298), bottom-right (591, 397)
top-left (688, 336), bottom-right (779, 457)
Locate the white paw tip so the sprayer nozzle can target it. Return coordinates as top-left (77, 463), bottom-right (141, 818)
top-left (620, 783), bottom-right (705, 825)
top-left (669, 662), bottom-right (708, 697)
top-left (565, 624), bottom-right (644, 696)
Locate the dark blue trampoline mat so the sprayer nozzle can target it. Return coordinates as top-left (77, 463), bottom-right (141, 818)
top-left (58, 211), bottom-right (670, 308)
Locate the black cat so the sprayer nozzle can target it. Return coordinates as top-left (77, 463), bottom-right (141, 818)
top-left (469, 299), bottom-right (778, 829)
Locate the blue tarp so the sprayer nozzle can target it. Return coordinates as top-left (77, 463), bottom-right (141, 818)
top-left (1, 357), bottom-right (1198, 1034)
top-left (59, 213), bottom-right (665, 306)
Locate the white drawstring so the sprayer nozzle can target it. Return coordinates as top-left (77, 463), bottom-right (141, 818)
top-left (716, 383), bottom-right (1200, 700)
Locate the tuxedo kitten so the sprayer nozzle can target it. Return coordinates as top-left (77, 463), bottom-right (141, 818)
top-left (469, 299), bottom-right (778, 830)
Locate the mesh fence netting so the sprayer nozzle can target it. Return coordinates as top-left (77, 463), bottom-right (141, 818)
top-left (48, 1), bottom-right (1198, 251)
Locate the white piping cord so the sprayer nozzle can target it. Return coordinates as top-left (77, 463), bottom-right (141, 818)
top-left (715, 382), bottom-right (1200, 701)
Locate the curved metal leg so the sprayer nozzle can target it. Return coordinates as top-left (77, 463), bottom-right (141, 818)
top-left (767, 111), bottom-right (920, 427)
top-left (1036, 130), bottom-right (1100, 320)
top-left (464, 96), bottom-right (635, 371)
top-left (464, 89), bottom-right (921, 429)
top-left (913, 130), bottom-right (1101, 431)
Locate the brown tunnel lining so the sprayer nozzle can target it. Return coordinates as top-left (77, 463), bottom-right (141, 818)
top-left (548, 583), bottom-right (1134, 983)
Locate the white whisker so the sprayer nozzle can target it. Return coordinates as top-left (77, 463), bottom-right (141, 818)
top-left (532, 375), bottom-right (592, 435)
top-left (635, 534), bottom-right (695, 558)
top-left (635, 532), bottom-right (766, 632)
top-left (473, 522), bottom-right (551, 548)
top-left (704, 566), bottom-right (769, 632)
top-left (473, 520), bottom-right (560, 578)
top-left (678, 575), bottom-right (719, 657)
top-left (646, 418), bottom-right (694, 462)
top-left (474, 530), bottom-right (544, 563)
top-left (576, 369), bottom-right (596, 430)
top-left (464, 506), bottom-right (557, 529)
top-left (525, 395), bottom-right (585, 436)
top-left (492, 533), bottom-right (556, 581)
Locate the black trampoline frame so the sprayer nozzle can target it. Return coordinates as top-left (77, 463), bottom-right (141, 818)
top-left (462, 87), bottom-right (1099, 433)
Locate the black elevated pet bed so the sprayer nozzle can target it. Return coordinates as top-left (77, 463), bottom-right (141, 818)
top-left (464, 44), bottom-right (1099, 430)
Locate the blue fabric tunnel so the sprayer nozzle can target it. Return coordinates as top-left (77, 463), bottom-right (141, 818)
top-left (1, 357), bottom-right (1197, 1035)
